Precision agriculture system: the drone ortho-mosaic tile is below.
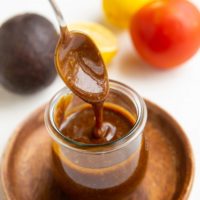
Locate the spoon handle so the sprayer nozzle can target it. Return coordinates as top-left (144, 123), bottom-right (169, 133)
top-left (48, 0), bottom-right (67, 29)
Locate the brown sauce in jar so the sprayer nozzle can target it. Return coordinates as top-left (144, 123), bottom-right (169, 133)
top-left (59, 102), bottom-right (135, 144)
top-left (52, 93), bottom-right (148, 200)
top-left (52, 138), bottom-right (147, 200)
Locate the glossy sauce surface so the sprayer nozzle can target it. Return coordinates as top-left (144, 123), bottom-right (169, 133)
top-left (58, 103), bottom-right (135, 144)
top-left (56, 30), bottom-right (109, 103)
top-left (55, 27), bottom-right (109, 138)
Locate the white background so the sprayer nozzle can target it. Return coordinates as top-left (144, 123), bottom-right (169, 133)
top-left (0, 0), bottom-right (199, 199)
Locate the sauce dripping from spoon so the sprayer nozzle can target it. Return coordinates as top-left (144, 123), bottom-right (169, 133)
top-left (49, 0), bottom-right (109, 138)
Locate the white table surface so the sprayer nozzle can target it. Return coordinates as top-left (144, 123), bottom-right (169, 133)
top-left (0, 0), bottom-right (199, 199)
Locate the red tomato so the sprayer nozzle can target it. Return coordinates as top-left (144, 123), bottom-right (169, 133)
top-left (130, 0), bottom-right (200, 69)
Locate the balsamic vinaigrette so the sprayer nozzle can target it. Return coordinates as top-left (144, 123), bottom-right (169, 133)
top-left (55, 27), bottom-right (135, 143)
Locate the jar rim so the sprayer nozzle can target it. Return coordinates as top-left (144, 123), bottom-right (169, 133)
top-left (45, 80), bottom-right (147, 153)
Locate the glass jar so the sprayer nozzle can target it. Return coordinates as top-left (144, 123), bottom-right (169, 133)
top-left (45, 80), bottom-right (148, 200)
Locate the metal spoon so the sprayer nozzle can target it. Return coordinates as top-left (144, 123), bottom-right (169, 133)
top-left (48, 0), bottom-right (109, 103)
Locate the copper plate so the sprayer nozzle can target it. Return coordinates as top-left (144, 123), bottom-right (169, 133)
top-left (0, 101), bottom-right (194, 200)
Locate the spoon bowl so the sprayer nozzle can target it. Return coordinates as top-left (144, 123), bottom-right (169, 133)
top-left (55, 29), bottom-right (109, 103)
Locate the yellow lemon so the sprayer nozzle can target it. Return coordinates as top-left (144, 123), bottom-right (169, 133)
top-left (69, 22), bottom-right (118, 65)
top-left (103, 0), bottom-right (155, 28)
